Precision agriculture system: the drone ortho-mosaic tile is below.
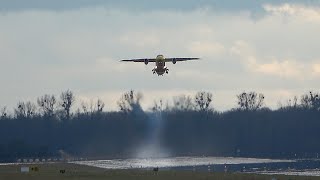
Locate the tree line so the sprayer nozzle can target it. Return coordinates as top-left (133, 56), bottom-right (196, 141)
top-left (0, 90), bottom-right (319, 162)
top-left (1, 90), bottom-right (320, 119)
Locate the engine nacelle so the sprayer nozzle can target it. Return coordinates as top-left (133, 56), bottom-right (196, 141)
top-left (144, 59), bottom-right (149, 65)
top-left (172, 58), bottom-right (177, 64)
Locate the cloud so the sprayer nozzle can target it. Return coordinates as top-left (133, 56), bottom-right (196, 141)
top-left (263, 3), bottom-right (320, 22)
top-left (0, 2), bottom-right (320, 112)
top-left (230, 40), bottom-right (311, 79)
top-left (188, 41), bottom-right (226, 57)
top-left (253, 59), bottom-right (304, 78)
top-left (313, 64), bottom-right (320, 76)
top-left (1, 1), bottom-right (319, 14)
top-left (119, 32), bottom-right (161, 48)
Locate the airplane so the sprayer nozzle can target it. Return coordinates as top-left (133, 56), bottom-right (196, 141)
top-left (120, 54), bottom-right (200, 76)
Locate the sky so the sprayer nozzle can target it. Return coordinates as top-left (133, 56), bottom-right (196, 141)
top-left (0, 0), bottom-right (320, 112)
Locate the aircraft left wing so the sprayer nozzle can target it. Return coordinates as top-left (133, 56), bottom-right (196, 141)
top-left (121, 58), bottom-right (157, 62)
top-left (164, 57), bottom-right (200, 62)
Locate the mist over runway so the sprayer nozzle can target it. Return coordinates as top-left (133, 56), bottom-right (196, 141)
top-left (74, 156), bottom-right (292, 169)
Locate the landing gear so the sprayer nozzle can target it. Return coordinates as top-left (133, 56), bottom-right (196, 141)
top-left (152, 67), bottom-right (168, 75)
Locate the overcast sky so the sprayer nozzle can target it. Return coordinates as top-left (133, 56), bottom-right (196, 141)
top-left (0, 0), bottom-right (320, 112)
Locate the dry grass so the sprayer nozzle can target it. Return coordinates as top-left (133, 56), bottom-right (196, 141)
top-left (0, 163), bottom-right (317, 180)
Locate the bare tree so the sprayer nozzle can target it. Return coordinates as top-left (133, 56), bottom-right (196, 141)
top-left (117, 90), bottom-right (143, 113)
top-left (14, 102), bottom-right (26, 118)
top-left (81, 99), bottom-right (97, 115)
top-left (0, 106), bottom-right (8, 118)
top-left (172, 95), bottom-right (194, 111)
top-left (96, 99), bottom-right (105, 113)
top-left (25, 101), bottom-right (36, 118)
top-left (289, 96), bottom-right (298, 108)
top-left (37, 94), bottom-right (56, 117)
top-left (237, 91), bottom-right (265, 111)
top-left (81, 101), bottom-right (89, 115)
top-left (82, 98), bottom-right (105, 116)
top-left (60, 90), bottom-right (75, 119)
top-left (194, 91), bottom-right (213, 112)
top-left (279, 96), bottom-right (298, 110)
top-left (151, 99), bottom-right (163, 112)
top-left (301, 91), bottom-right (320, 110)
top-left (286, 96), bottom-right (298, 109)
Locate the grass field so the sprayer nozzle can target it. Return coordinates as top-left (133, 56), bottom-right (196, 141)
top-left (0, 163), bottom-right (317, 180)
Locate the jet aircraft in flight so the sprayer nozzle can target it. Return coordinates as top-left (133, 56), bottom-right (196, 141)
top-left (121, 55), bottom-right (199, 75)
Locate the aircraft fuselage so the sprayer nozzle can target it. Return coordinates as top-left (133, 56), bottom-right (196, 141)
top-left (153, 55), bottom-right (168, 75)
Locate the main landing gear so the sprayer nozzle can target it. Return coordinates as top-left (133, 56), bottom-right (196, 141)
top-left (152, 68), bottom-right (169, 75)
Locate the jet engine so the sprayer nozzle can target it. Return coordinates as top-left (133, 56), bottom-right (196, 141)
top-left (144, 59), bottom-right (149, 65)
top-left (172, 58), bottom-right (177, 64)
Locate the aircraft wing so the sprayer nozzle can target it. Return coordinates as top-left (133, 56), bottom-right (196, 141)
top-left (120, 58), bottom-right (157, 62)
top-left (164, 57), bottom-right (200, 62)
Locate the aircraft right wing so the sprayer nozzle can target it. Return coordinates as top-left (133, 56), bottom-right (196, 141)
top-left (120, 58), bottom-right (157, 62)
top-left (164, 57), bottom-right (200, 62)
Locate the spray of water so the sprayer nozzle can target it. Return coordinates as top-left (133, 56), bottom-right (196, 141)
top-left (134, 108), bottom-right (171, 158)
